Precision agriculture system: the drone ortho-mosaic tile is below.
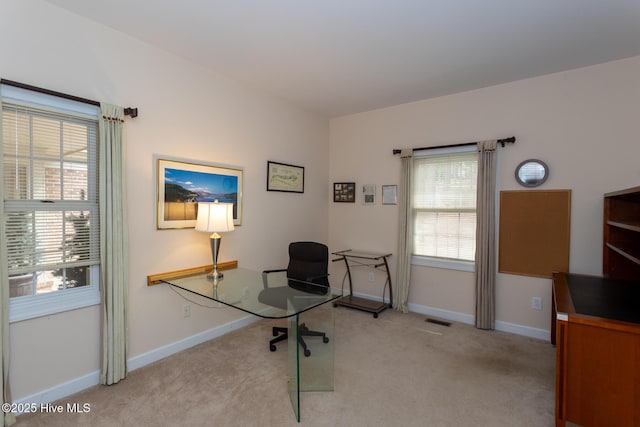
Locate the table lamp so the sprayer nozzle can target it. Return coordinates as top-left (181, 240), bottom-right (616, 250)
top-left (195, 200), bottom-right (234, 282)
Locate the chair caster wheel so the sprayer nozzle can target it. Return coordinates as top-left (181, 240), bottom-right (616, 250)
top-left (333, 303), bottom-right (338, 307)
top-left (273, 330), bottom-right (279, 337)
top-left (270, 344), bottom-right (277, 352)
top-left (323, 336), bottom-right (329, 343)
top-left (304, 349), bottom-right (311, 357)
top-left (373, 313), bottom-right (378, 318)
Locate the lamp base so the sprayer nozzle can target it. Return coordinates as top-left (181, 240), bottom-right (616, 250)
top-left (207, 268), bottom-right (223, 282)
top-left (208, 234), bottom-right (224, 284)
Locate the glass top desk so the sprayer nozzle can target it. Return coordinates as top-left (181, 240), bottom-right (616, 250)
top-left (161, 267), bottom-right (343, 422)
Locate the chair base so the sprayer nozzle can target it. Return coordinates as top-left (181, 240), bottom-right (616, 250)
top-left (269, 323), bottom-right (329, 357)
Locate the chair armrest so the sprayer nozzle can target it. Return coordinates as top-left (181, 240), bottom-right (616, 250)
top-left (262, 268), bottom-right (287, 289)
top-left (262, 268), bottom-right (287, 274)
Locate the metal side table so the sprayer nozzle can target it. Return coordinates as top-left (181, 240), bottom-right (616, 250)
top-left (332, 249), bottom-right (393, 318)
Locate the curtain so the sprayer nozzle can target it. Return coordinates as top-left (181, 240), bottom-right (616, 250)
top-left (474, 140), bottom-right (498, 330)
top-left (395, 149), bottom-right (414, 313)
top-left (0, 103), bottom-right (16, 427)
top-left (99, 104), bottom-right (129, 385)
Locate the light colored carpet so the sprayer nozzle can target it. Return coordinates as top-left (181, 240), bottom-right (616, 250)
top-left (15, 308), bottom-right (555, 426)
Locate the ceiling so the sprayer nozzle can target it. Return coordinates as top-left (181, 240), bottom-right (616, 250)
top-left (44, 0), bottom-right (640, 117)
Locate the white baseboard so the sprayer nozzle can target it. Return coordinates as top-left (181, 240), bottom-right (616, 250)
top-left (128, 314), bottom-right (257, 371)
top-left (494, 320), bottom-right (550, 342)
top-left (12, 370), bottom-right (101, 411)
top-left (13, 314), bottom-right (258, 414)
top-left (354, 290), bottom-right (550, 341)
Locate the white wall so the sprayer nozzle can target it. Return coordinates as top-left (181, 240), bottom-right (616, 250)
top-left (329, 55), bottom-right (640, 337)
top-left (1, 0), bottom-right (329, 400)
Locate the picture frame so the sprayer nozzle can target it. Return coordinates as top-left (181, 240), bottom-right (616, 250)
top-left (362, 184), bottom-right (376, 205)
top-left (382, 185), bottom-right (398, 205)
top-left (266, 161), bottom-right (304, 193)
top-left (156, 158), bottom-right (243, 229)
top-left (334, 182), bottom-right (356, 203)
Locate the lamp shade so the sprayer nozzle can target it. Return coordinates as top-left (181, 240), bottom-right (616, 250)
top-left (195, 201), bottom-right (235, 233)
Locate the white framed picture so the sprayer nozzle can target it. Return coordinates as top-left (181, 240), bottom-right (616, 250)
top-left (362, 184), bottom-right (375, 205)
top-left (382, 185), bottom-right (397, 205)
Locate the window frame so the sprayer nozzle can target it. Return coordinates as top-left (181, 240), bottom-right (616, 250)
top-left (1, 85), bottom-right (101, 322)
top-left (411, 145), bottom-right (477, 272)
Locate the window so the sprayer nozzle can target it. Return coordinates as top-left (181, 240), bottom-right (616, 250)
top-left (2, 85), bottom-right (100, 322)
top-left (412, 146), bottom-right (478, 269)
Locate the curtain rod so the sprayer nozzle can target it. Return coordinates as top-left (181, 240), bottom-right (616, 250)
top-left (0, 78), bottom-right (138, 118)
top-left (392, 136), bottom-right (515, 155)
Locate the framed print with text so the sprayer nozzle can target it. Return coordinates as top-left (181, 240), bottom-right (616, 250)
top-left (266, 161), bottom-right (304, 193)
top-left (362, 184), bottom-right (376, 205)
top-left (382, 185), bottom-right (397, 205)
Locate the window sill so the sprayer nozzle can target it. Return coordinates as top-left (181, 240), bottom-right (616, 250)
top-left (9, 287), bottom-right (101, 323)
top-left (411, 256), bottom-right (475, 272)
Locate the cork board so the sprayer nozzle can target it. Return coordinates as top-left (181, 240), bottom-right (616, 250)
top-left (498, 190), bottom-right (571, 278)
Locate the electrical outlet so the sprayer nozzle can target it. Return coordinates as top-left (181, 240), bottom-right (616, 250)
top-left (531, 297), bottom-right (542, 311)
top-left (368, 272), bottom-right (376, 282)
top-left (183, 304), bottom-right (191, 318)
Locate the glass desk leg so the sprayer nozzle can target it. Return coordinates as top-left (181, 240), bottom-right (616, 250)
top-left (287, 298), bottom-right (335, 422)
top-left (287, 312), bottom-right (301, 422)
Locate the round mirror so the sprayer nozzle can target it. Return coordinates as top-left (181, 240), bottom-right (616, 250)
top-left (515, 159), bottom-right (548, 187)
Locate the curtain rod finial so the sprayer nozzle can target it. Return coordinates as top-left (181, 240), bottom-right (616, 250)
top-left (124, 107), bottom-right (138, 118)
top-left (498, 136), bottom-right (516, 147)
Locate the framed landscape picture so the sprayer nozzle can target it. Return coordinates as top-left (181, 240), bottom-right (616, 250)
top-left (156, 158), bottom-right (243, 229)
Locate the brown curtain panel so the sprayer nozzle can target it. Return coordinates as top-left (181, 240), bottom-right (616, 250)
top-left (475, 140), bottom-right (497, 330)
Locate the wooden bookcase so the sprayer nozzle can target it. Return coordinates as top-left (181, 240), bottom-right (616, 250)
top-left (603, 186), bottom-right (640, 280)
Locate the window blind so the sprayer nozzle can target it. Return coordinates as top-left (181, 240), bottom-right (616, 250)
top-left (413, 150), bottom-right (478, 261)
top-left (2, 102), bottom-right (99, 279)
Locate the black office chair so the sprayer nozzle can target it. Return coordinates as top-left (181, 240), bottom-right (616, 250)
top-left (260, 241), bottom-right (330, 357)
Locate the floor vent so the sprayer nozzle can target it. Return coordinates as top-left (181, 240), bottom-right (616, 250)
top-left (426, 318), bottom-right (451, 327)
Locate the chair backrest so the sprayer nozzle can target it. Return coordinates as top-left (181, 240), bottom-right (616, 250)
top-left (287, 241), bottom-right (329, 293)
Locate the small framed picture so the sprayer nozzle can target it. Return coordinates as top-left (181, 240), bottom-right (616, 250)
top-left (266, 161), bottom-right (304, 193)
top-left (333, 182), bottom-right (356, 203)
top-left (382, 185), bottom-right (398, 205)
top-left (362, 184), bottom-right (375, 205)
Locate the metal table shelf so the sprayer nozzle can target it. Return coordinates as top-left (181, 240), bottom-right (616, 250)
top-left (331, 249), bottom-right (393, 318)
